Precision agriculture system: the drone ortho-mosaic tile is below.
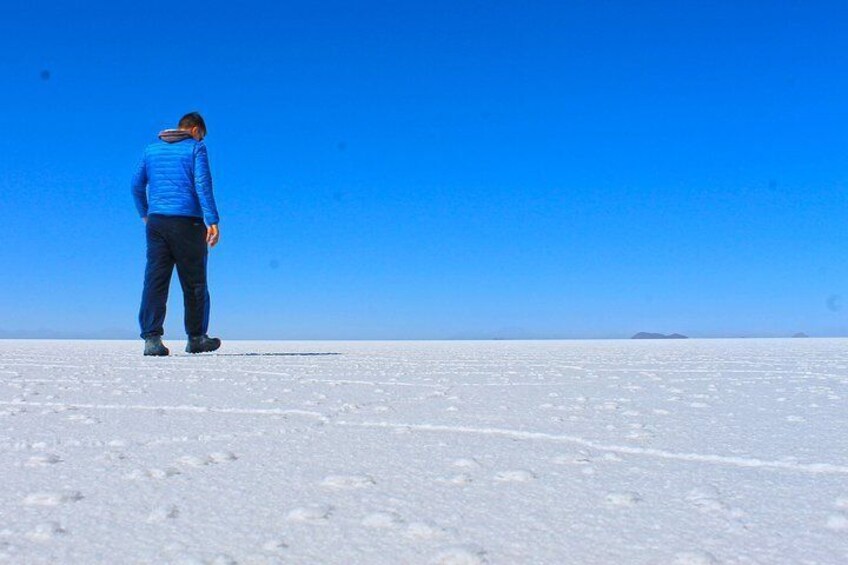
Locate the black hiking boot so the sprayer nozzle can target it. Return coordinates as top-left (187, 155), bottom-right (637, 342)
top-left (143, 336), bottom-right (170, 356)
top-left (186, 335), bottom-right (221, 354)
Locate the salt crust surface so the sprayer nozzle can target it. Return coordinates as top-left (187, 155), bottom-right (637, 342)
top-left (0, 338), bottom-right (847, 563)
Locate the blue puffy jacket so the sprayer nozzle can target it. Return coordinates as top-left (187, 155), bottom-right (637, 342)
top-left (131, 129), bottom-right (220, 225)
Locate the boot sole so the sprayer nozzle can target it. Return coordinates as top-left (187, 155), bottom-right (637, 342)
top-left (185, 342), bottom-right (221, 354)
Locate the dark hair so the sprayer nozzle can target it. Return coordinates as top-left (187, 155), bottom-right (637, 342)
top-left (178, 112), bottom-right (206, 133)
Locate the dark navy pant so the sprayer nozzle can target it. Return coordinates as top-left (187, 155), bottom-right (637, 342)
top-left (139, 214), bottom-right (210, 339)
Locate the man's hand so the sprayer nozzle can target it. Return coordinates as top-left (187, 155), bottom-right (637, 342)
top-left (142, 216), bottom-right (148, 224)
top-left (207, 224), bottom-right (220, 248)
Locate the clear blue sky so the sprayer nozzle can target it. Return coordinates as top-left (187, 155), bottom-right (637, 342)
top-left (1, 1), bottom-right (847, 339)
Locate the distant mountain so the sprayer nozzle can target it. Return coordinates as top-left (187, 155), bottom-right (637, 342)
top-left (792, 332), bottom-right (809, 338)
top-left (631, 332), bottom-right (688, 340)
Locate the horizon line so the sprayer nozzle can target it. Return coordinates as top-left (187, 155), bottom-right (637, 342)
top-left (0, 335), bottom-right (831, 342)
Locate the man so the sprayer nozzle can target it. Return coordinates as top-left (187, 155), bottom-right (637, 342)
top-left (131, 112), bottom-right (222, 356)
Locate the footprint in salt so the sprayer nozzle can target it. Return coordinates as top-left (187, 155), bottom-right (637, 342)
top-left (262, 538), bottom-right (290, 551)
top-left (286, 504), bottom-right (334, 524)
top-left (672, 550), bottom-right (719, 564)
top-left (151, 466), bottom-right (184, 479)
top-left (826, 513), bottom-right (848, 531)
top-left (147, 504), bottom-right (180, 523)
top-left (66, 413), bottom-right (100, 425)
top-left (429, 544), bottom-right (487, 564)
top-left (686, 486), bottom-right (746, 522)
top-left (362, 511), bottom-right (404, 529)
top-left (26, 521), bottom-right (67, 542)
top-left (209, 451), bottom-right (238, 463)
top-left (124, 466), bottom-right (181, 480)
top-left (175, 451), bottom-right (237, 469)
top-left (437, 473), bottom-right (474, 486)
top-left (23, 491), bottom-right (83, 507)
top-left (0, 541), bottom-right (19, 559)
top-left (404, 521), bottom-right (449, 540)
top-left (494, 470), bottom-right (536, 483)
top-left (177, 455), bottom-right (213, 468)
top-left (604, 491), bottom-right (642, 507)
top-left (552, 451), bottom-right (593, 466)
top-left (452, 458), bottom-right (483, 470)
top-left (25, 454), bottom-right (62, 467)
top-left (321, 474), bottom-right (376, 489)
top-left (686, 486), bottom-right (728, 513)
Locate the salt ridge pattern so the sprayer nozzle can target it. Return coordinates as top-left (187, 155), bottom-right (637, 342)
top-left (0, 338), bottom-right (846, 563)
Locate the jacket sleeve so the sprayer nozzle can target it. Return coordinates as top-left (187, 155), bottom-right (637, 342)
top-left (131, 152), bottom-right (148, 218)
top-left (193, 142), bottom-right (220, 225)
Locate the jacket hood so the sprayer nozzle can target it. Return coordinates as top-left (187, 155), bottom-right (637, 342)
top-left (158, 129), bottom-right (194, 143)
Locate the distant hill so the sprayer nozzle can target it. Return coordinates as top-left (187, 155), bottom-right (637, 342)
top-left (631, 332), bottom-right (688, 340)
top-left (792, 332), bottom-right (809, 338)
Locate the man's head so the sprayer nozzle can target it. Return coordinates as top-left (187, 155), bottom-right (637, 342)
top-left (178, 112), bottom-right (207, 141)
